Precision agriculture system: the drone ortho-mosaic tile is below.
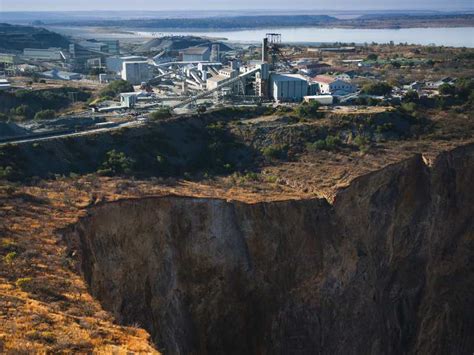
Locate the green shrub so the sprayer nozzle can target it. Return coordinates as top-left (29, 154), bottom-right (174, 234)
top-left (149, 108), bottom-right (172, 120)
top-left (3, 251), bottom-right (17, 265)
top-left (261, 145), bottom-right (287, 160)
top-left (438, 83), bottom-right (456, 96)
top-left (295, 100), bottom-right (320, 118)
top-left (99, 79), bottom-right (133, 98)
top-left (97, 150), bottom-right (135, 176)
top-left (34, 109), bottom-right (56, 120)
top-left (265, 175), bottom-right (278, 183)
top-left (0, 166), bottom-right (14, 180)
top-left (366, 53), bottom-right (378, 61)
top-left (354, 135), bottom-right (370, 152)
top-left (403, 90), bottom-right (419, 103)
top-left (401, 102), bottom-right (417, 113)
top-left (15, 277), bottom-right (32, 291)
top-left (376, 123), bottom-right (395, 133)
top-left (306, 135), bottom-right (341, 151)
top-left (325, 135), bottom-right (341, 149)
top-left (361, 82), bottom-right (393, 96)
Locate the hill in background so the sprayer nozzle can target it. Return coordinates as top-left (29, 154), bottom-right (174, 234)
top-left (0, 23), bottom-right (70, 52)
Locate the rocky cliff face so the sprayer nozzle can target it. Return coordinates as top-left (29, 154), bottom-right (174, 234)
top-left (65, 144), bottom-right (474, 355)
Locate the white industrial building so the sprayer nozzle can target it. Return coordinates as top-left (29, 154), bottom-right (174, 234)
top-left (23, 48), bottom-right (66, 61)
top-left (270, 73), bottom-right (309, 102)
top-left (121, 61), bottom-right (150, 85)
top-left (0, 78), bottom-right (12, 91)
top-left (181, 47), bottom-right (211, 62)
top-left (304, 95), bottom-right (334, 105)
top-left (312, 75), bottom-right (356, 96)
top-left (106, 56), bottom-right (148, 75)
top-left (206, 68), bottom-right (239, 91)
top-left (78, 41), bottom-right (108, 53)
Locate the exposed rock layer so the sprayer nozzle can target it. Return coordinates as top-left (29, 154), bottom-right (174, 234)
top-left (66, 144), bottom-right (474, 354)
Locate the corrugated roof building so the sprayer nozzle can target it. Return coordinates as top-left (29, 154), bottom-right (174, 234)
top-left (181, 47), bottom-right (211, 62)
top-left (270, 73), bottom-right (309, 102)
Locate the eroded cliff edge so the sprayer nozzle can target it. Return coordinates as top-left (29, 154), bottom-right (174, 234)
top-left (65, 144), bottom-right (474, 355)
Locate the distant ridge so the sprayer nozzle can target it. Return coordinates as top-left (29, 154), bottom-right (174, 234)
top-left (0, 23), bottom-right (70, 52)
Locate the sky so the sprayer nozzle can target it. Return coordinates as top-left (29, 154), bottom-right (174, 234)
top-left (1, 0), bottom-right (473, 12)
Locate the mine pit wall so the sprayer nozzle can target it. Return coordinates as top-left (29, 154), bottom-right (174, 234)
top-left (65, 144), bottom-right (474, 355)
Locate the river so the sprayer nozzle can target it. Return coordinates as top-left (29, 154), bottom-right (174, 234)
top-left (132, 26), bottom-right (474, 47)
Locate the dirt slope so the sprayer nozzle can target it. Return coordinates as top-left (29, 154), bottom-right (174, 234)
top-left (61, 144), bottom-right (474, 354)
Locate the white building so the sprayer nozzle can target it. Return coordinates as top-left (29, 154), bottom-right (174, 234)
top-left (303, 95), bottom-right (334, 105)
top-left (206, 68), bottom-right (239, 91)
top-left (121, 61), bottom-right (150, 85)
top-left (78, 41), bottom-right (108, 53)
top-left (106, 56), bottom-right (148, 75)
top-left (0, 78), bottom-right (11, 91)
top-left (312, 75), bottom-right (356, 96)
top-left (270, 73), bottom-right (309, 102)
top-left (23, 48), bottom-right (66, 61)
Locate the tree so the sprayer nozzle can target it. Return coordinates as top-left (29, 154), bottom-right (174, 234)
top-left (361, 82), bottom-right (393, 96)
top-left (149, 108), bottom-right (172, 120)
top-left (12, 104), bottom-right (31, 119)
top-left (455, 77), bottom-right (474, 100)
top-left (438, 83), bottom-right (456, 96)
top-left (34, 109), bottom-right (56, 120)
top-left (425, 59), bottom-right (435, 67)
top-left (97, 150), bottom-right (135, 176)
top-left (99, 80), bottom-right (134, 98)
top-left (295, 100), bottom-right (320, 118)
top-left (403, 90), bottom-right (419, 103)
top-left (366, 53), bottom-right (378, 61)
top-left (197, 105), bottom-right (207, 115)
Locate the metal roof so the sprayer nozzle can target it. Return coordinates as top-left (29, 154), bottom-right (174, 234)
top-left (271, 73), bottom-right (308, 82)
top-left (182, 47), bottom-right (209, 55)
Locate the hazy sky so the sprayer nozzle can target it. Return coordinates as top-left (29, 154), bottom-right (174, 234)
top-left (1, 0), bottom-right (473, 12)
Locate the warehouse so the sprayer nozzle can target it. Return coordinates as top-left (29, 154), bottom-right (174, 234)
top-left (312, 75), bottom-right (356, 96)
top-left (121, 61), bottom-right (150, 85)
top-left (23, 48), bottom-right (66, 61)
top-left (270, 73), bottom-right (309, 102)
top-left (106, 56), bottom-right (148, 74)
top-left (181, 47), bottom-right (211, 62)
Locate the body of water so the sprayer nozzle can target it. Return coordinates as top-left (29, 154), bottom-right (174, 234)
top-left (132, 26), bottom-right (474, 47)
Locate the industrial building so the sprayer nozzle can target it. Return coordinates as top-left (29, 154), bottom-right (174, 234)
top-left (120, 92), bottom-right (138, 108)
top-left (206, 67), bottom-right (240, 91)
top-left (210, 44), bottom-right (220, 62)
top-left (99, 73), bottom-right (120, 84)
top-left (23, 48), bottom-right (66, 61)
top-left (75, 39), bottom-right (120, 55)
top-left (304, 95), bottom-right (334, 105)
top-left (78, 41), bottom-right (108, 53)
top-left (106, 56), bottom-right (147, 75)
top-left (0, 53), bottom-right (19, 65)
top-left (0, 78), bottom-right (12, 91)
top-left (121, 61), bottom-right (150, 85)
top-left (312, 75), bottom-right (356, 96)
top-left (99, 40), bottom-right (120, 55)
top-left (0, 53), bottom-right (19, 76)
top-left (181, 47), bottom-right (211, 62)
top-left (270, 73), bottom-right (309, 102)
